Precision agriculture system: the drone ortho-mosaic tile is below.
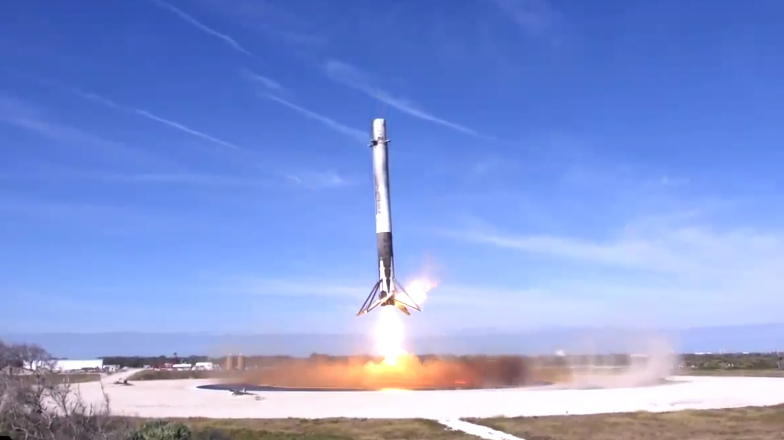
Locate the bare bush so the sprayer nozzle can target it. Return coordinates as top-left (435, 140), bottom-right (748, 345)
top-left (0, 339), bottom-right (134, 440)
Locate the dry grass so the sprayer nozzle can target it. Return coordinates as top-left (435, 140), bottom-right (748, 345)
top-left (467, 405), bottom-right (784, 440)
top-left (138, 405), bottom-right (784, 440)
top-left (61, 373), bottom-right (103, 383)
top-left (15, 372), bottom-right (101, 385)
top-left (174, 418), bottom-right (475, 440)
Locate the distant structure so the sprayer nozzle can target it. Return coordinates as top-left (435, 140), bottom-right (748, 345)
top-left (25, 359), bottom-right (104, 372)
top-left (236, 353), bottom-right (245, 370)
top-left (193, 361), bottom-right (214, 370)
top-left (224, 354), bottom-right (234, 371)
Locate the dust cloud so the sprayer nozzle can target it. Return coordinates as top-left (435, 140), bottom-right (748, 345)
top-left (555, 333), bottom-right (679, 389)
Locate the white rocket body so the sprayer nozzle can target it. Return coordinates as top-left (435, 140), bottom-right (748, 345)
top-left (357, 119), bottom-right (421, 316)
top-left (372, 119), bottom-right (394, 292)
top-left (372, 119), bottom-right (392, 237)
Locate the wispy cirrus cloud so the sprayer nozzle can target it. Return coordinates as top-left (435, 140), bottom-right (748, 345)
top-left (324, 60), bottom-right (480, 137)
top-left (484, 0), bottom-right (558, 37)
top-left (194, 0), bottom-right (326, 47)
top-left (455, 228), bottom-right (690, 273)
top-left (146, 0), bottom-right (259, 59)
top-left (241, 69), bottom-right (284, 93)
top-left (73, 89), bottom-right (246, 152)
top-left (445, 210), bottom-right (784, 325)
top-left (261, 93), bottom-right (366, 143)
top-left (0, 95), bottom-right (166, 167)
top-left (283, 170), bottom-right (354, 190)
top-left (3, 81), bottom-right (346, 192)
top-left (4, 72), bottom-right (254, 155)
top-left (449, 210), bottom-right (784, 275)
top-left (0, 193), bottom-right (171, 233)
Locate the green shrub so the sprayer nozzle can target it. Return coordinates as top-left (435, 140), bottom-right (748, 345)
top-left (132, 419), bottom-right (193, 440)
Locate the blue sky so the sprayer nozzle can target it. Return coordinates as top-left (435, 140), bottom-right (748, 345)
top-left (1, 0), bottom-right (783, 335)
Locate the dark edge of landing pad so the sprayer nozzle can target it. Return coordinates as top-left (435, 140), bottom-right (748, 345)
top-left (197, 381), bottom-right (553, 392)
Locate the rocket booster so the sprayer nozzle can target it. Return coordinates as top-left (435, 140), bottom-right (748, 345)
top-left (372, 119), bottom-right (394, 292)
top-left (357, 119), bottom-right (421, 316)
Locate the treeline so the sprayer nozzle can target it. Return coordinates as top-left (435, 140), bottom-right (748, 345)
top-left (127, 369), bottom-right (234, 381)
top-left (100, 354), bottom-right (296, 368)
top-left (682, 352), bottom-right (783, 370)
top-left (100, 355), bottom-right (211, 368)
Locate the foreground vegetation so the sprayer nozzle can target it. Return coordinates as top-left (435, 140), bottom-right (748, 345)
top-left (468, 404), bottom-right (784, 440)
top-left (1, 340), bottom-right (133, 440)
top-left (112, 407), bottom-right (784, 440)
top-left (65, 406), bottom-right (784, 440)
top-left (171, 418), bottom-right (472, 440)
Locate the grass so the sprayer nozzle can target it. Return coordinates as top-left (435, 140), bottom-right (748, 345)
top-left (681, 369), bottom-right (784, 377)
top-left (120, 405), bottom-right (784, 440)
top-left (466, 405), bottom-right (784, 440)
top-left (170, 418), bottom-right (475, 440)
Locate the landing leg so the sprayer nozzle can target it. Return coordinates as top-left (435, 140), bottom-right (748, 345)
top-left (392, 278), bottom-right (422, 312)
top-left (357, 280), bottom-right (382, 316)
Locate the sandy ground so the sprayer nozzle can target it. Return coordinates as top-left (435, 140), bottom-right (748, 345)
top-left (77, 375), bottom-right (784, 419)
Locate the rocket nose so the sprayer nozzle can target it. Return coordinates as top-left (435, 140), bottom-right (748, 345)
top-left (372, 118), bottom-right (386, 140)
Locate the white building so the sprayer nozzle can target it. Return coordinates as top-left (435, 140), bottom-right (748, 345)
top-left (55, 359), bottom-right (104, 372)
top-left (171, 363), bottom-right (192, 370)
top-left (193, 362), bottom-right (214, 370)
top-left (26, 359), bottom-right (104, 372)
